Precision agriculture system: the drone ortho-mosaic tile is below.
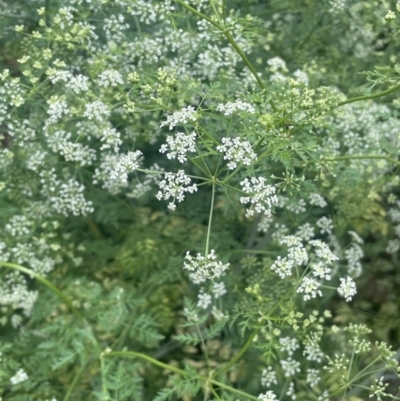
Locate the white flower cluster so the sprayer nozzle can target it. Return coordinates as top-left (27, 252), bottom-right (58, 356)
top-left (110, 150), bottom-right (142, 185)
top-left (0, 274), bottom-right (38, 317)
top-left (329, 0), bottom-right (346, 14)
top-left (160, 106), bottom-right (197, 130)
top-left (316, 216), bottom-right (334, 234)
top-left (10, 368), bottom-right (28, 385)
top-left (303, 332), bottom-right (324, 362)
top-left (293, 69), bottom-right (309, 86)
top-left (39, 169), bottom-right (94, 217)
top-left (127, 0), bottom-right (175, 24)
top-left (156, 170), bottom-right (197, 210)
top-left (297, 277), bottom-right (322, 301)
top-left (279, 337), bottom-right (300, 356)
top-left (183, 249), bottom-right (229, 284)
top-left (48, 70), bottom-right (89, 94)
top-left (287, 199), bottom-right (307, 214)
top-left (295, 222), bottom-right (315, 241)
top-left (306, 368), bottom-right (320, 387)
top-left (258, 391), bottom-right (278, 401)
top-left (240, 177), bottom-right (278, 218)
top-left (159, 131), bottom-right (196, 163)
top-left (46, 130), bottom-right (96, 166)
top-left (216, 137), bottom-right (257, 170)
top-left (345, 242), bottom-right (363, 277)
top-left (270, 236), bottom-right (340, 301)
top-left (98, 69), bottom-right (124, 87)
top-left (257, 215), bottom-right (274, 233)
top-left (261, 366), bottom-right (277, 387)
top-left (46, 98), bottom-right (69, 126)
top-left (337, 276), bottom-right (357, 302)
top-left (197, 289), bottom-right (212, 309)
top-left (280, 358), bottom-right (301, 377)
top-left (267, 57), bottom-right (287, 72)
top-left (308, 193), bottom-right (327, 208)
top-left (216, 99), bottom-right (255, 115)
top-left (271, 236), bottom-right (308, 279)
top-left (99, 127), bottom-right (123, 153)
top-left (83, 101), bottom-right (110, 122)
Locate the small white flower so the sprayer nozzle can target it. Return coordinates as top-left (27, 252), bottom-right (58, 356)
top-left (211, 306), bottom-right (225, 320)
top-left (287, 382), bottom-right (296, 400)
top-left (216, 99), bottom-right (255, 115)
top-left (308, 193), bottom-right (327, 207)
top-left (261, 366), bottom-right (277, 387)
top-left (267, 57), bottom-right (287, 72)
top-left (309, 240), bottom-right (339, 264)
top-left (98, 69), bottom-right (124, 87)
top-left (240, 177), bottom-right (278, 218)
top-left (297, 277), bottom-right (322, 301)
top-left (348, 230), bottom-right (364, 244)
top-left (295, 222), bottom-right (315, 241)
top-left (183, 249), bottom-right (229, 283)
top-left (216, 137), bottom-right (257, 170)
top-left (316, 216), bottom-right (333, 235)
top-left (258, 391), bottom-right (278, 401)
top-left (338, 276), bottom-right (357, 302)
top-left (293, 69), bottom-right (309, 86)
top-left (270, 256), bottom-right (293, 279)
top-left (197, 290), bottom-right (212, 309)
top-left (306, 368), bottom-right (320, 387)
top-left (279, 337), bottom-right (300, 356)
top-left (311, 262), bottom-right (331, 280)
top-left (160, 106), bottom-right (197, 130)
top-left (386, 239), bottom-right (400, 255)
top-left (156, 170), bottom-right (197, 210)
top-left (10, 368), bottom-right (28, 385)
top-left (212, 281), bottom-right (226, 298)
top-left (345, 243), bottom-right (363, 277)
top-left (83, 101), bottom-right (110, 121)
top-left (257, 215), bottom-right (273, 233)
top-left (110, 150), bottom-right (142, 184)
top-left (287, 199), bottom-right (307, 214)
top-left (159, 131), bottom-right (196, 163)
top-left (280, 358), bottom-right (301, 377)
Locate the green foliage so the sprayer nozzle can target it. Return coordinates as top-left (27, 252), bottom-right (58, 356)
top-left (1, 0), bottom-right (400, 401)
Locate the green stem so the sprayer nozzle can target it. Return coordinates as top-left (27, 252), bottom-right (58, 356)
top-left (100, 354), bottom-right (111, 400)
top-left (105, 351), bottom-right (259, 401)
top-left (338, 82), bottom-right (400, 107)
top-left (63, 360), bottom-right (89, 401)
top-left (173, 0), bottom-right (223, 30)
top-left (213, 328), bottom-right (259, 377)
top-left (173, 0), bottom-right (277, 112)
top-left (0, 261), bottom-right (81, 318)
top-left (213, 287), bottom-right (293, 378)
top-left (205, 182), bottom-right (216, 256)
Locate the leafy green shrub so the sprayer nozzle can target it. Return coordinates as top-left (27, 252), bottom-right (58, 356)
top-left (0, 0), bottom-right (400, 400)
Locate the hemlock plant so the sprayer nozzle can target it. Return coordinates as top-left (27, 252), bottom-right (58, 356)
top-left (0, 0), bottom-right (400, 400)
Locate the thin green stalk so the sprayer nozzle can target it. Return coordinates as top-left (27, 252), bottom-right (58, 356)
top-left (213, 287), bottom-right (293, 378)
top-left (205, 182), bottom-right (216, 256)
top-left (105, 351), bottom-right (259, 400)
top-left (338, 82), bottom-right (400, 107)
top-left (173, 0), bottom-right (277, 112)
top-left (63, 360), bottom-right (90, 401)
top-left (213, 328), bottom-right (259, 378)
top-left (100, 354), bottom-right (111, 401)
top-left (173, 0), bottom-right (223, 30)
top-left (0, 261), bottom-right (81, 318)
